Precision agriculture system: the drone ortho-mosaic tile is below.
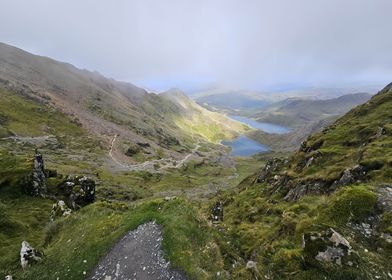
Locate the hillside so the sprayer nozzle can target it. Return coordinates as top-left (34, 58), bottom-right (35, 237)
top-left (214, 83), bottom-right (392, 279)
top-left (253, 93), bottom-right (372, 128)
top-left (0, 42), bottom-right (246, 163)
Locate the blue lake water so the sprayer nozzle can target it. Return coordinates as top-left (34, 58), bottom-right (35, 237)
top-left (222, 135), bottom-right (270, 157)
top-left (229, 115), bottom-right (290, 134)
top-left (223, 115), bottom-right (290, 156)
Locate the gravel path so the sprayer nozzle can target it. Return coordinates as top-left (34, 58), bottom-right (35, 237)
top-left (88, 221), bottom-right (187, 280)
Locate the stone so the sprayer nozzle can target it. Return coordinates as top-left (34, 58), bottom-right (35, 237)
top-left (303, 228), bottom-right (356, 267)
top-left (24, 149), bottom-right (47, 196)
top-left (20, 241), bottom-right (42, 269)
top-left (164, 196), bottom-right (176, 201)
top-left (331, 165), bottom-right (366, 189)
top-left (246, 261), bottom-right (261, 278)
top-left (59, 176), bottom-right (96, 209)
top-left (5, 276), bottom-right (13, 280)
top-left (50, 200), bottom-right (72, 221)
top-left (211, 201), bottom-right (223, 222)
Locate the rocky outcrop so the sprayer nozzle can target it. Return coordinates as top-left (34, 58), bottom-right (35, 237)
top-left (24, 149), bottom-right (47, 196)
top-left (58, 176), bottom-right (96, 209)
top-left (20, 241), bottom-right (43, 269)
top-left (303, 228), bottom-right (358, 267)
top-left (330, 165), bottom-right (367, 189)
top-left (50, 200), bottom-right (72, 221)
top-left (255, 158), bottom-right (288, 184)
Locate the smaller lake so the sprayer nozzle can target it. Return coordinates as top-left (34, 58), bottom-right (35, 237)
top-left (229, 115), bottom-right (290, 134)
top-left (222, 135), bottom-right (270, 157)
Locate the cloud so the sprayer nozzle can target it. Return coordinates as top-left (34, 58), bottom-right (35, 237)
top-left (0, 0), bottom-right (391, 91)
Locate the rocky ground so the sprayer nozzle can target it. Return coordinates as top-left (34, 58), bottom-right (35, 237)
top-left (88, 221), bottom-right (187, 280)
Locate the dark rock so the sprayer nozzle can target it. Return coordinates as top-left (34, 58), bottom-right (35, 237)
top-left (331, 165), bottom-right (366, 189)
top-left (211, 201), bottom-right (223, 222)
top-left (24, 149), bottom-right (47, 196)
top-left (283, 180), bottom-right (329, 201)
top-left (20, 241), bottom-right (43, 269)
top-left (303, 228), bottom-right (358, 267)
top-left (137, 142), bottom-right (151, 148)
top-left (125, 145), bottom-right (140, 156)
top-left (58, 176), bottom-right (96, 209)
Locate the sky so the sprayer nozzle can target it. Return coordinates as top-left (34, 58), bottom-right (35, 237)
top-left (0, 0), bottom-right (391, 92)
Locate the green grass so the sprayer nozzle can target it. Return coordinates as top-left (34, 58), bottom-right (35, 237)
top-left (3, 199), bottom-right (225, 280)
top-left (287, 85), bottom-right (392, 182)
top-left (215, 182), bottom-right (390, 279)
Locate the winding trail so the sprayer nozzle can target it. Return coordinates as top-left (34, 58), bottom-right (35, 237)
top-left (109, 134), bottom-right (200, 172)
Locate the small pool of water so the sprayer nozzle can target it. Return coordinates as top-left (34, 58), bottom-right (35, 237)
top-left (222, 135), bottom-right (270, 157)
top-left (229, 115), bottom-right (290, 134)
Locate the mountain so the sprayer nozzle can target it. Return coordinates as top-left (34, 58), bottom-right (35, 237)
top-left (253, 92), bottom-right (372, 128)
top-left (218, 83), bottom-right (392, 279)
top-left (0, 42), bottom-right (246, 160)
top-left (195, 91), bottom-right (271, 112)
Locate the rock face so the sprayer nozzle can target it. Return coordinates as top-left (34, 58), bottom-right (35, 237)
top-left (303, 228), bottom-right (357, 267)
top-left (24, 149), bottom-right (47, 196)
top-left (20, 241), bottom-right (42, 269)
top-left (50, 200), bottom-right (72, 221)
top-left (211, 201), bottom-right (223, 222)
top-left (59, 176), bottom-right (96, 209)
top-left (331, 165), bottom-right (366, 189)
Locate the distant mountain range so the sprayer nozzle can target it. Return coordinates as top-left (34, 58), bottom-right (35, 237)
top-left (253, 92), bottom-right (372, 128)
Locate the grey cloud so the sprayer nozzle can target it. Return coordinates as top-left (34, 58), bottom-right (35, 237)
top-left (0, 0), bottom-right (391, 91)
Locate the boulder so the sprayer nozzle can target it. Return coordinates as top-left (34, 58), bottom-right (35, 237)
top-left (59, 176), bottom-right (96, 209)
top-left (50, 200), bottom-right (72, 221)
top-left (24, 149), bottom-right (47, 196)
top-left (20, 241), bottom-right (43, 269)
top-left (331, 165), bottom-right (366, 189)
top-left (303, 228), bottom-right (357, 267)
top-left (5, 276), bottom-right (13, 280)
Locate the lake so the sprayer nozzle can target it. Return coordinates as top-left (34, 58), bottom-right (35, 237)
top-left (223, 115), bottom-right (290, 156)
top-left (229, 115), bottom-right (290, 134)
top-left (222, 135), bottom-right (270, 157)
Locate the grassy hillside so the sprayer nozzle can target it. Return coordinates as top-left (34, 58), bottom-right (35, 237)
top-left (253, 93), bottom-right (372, 128)
top-left (208, 83), bottom-right (392, 279)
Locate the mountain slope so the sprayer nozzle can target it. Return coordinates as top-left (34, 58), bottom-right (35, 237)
top-left (215, 83), bottom-right (392, 279)
top-left (0, 42), bottom-right (245, 161)
top-left (253, 92), bottom-right (372, 128)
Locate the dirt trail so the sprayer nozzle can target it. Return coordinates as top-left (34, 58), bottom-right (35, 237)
top-left (108, 134), bottom-right (200, 172)
top-left (88, 221), bottom-right (187, 280)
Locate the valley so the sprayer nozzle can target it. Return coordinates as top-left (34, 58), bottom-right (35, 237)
top-left (0, 41), bottom-right (391, 280)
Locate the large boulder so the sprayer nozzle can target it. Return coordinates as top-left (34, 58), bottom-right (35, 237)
top-left (20, 241), bottom-right (43, 269)
top-left (24, 149), bottom-right (47, 196)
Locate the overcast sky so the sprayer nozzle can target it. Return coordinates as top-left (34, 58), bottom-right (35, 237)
top-left (0, 0), bottom-right (391, 92)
